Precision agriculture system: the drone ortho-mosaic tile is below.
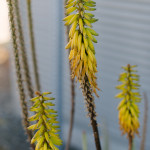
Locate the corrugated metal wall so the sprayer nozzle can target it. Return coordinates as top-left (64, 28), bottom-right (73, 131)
top-left (18, 0), bottom-right (150, 149)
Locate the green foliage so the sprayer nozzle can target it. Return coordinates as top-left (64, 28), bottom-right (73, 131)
top-left (28, 92), bottom-right (62, 150)
top-left (82, 131), bottom-right (87, 150)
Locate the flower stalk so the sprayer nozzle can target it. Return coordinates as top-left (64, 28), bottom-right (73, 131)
top-left (64, 0), bottom-right (76, 150)
top-left (14, 0), bottom-right (34, 98)
top-left (64, 0), bottom-right (101, 149)
top-left (81, 75), bottom-right (101, 150)
top-left (26, 0), bottom-right (41, 91)
top-left (116, 64), bottom-right (141, 150)
top-left (7, 0), bottom-right (34, 149)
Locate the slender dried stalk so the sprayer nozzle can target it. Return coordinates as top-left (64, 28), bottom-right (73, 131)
top-left (140, 92), bottom-right (148, 150)
top-left (128, 133), bottom-right (133, 150)
top-left (81, 76), bottom-right (101, 150)
top-left (26, 0), bottom-right (40, 91)
top-left (7, 0), bottom-right (34, 149)
top-left (14, 0), bottom-right (34, 98)
top-left (65, 68), bottom-right (75, 150)
top-left (64, 0), bottom-right (76, 150)
top-left (65, 65), bottom-right (75, 150)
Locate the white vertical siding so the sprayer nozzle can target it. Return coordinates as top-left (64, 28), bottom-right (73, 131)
top-left (18, 0), bottom-right (150, 149)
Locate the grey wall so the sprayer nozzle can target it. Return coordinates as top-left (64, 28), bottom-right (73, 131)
top-left (17, 0), bottom-right (150, 149)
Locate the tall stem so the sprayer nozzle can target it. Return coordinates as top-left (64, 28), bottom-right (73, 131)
top-left (128, 65), bottom-right (133, 150)
top-left (64, 0), bottom-right (76, 150)
top-left (127, 65), bottom-right (133, 150)
top-left (128, 133), bottom-right (133, 150)
top-left (14, 0), bottom-right (34, 98)
top-left (26, 0), bottom-right (40, 91)
top-left (7, 0), bottom-right (34, 149)
top-left (81, 76), bottom-right (101, 150)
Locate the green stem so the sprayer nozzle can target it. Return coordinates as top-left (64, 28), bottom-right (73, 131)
top-left (64, 0), bottom-right (76, 150)
top-left (82, 131), bottom-right (88, 150)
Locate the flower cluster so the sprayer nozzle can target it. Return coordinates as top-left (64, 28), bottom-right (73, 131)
top-left (28, 92), bottom-right (62, 150)
top-left (116, 64), bottom-right (141, 137)
top-left (64, 0), bottom-right (100, 96)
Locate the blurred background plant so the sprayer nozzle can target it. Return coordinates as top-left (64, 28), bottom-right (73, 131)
top-left (116, 64), bottom-right (141, 150)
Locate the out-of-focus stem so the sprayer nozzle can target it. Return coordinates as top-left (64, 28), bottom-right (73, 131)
top-left (7, 0), bottom-right (34, 149)
top-left (14, 0), bottom-right (34, 98)
top-left (128, 133), bottom-right (133, 150)
top-left (64, 1), bottom-right (76, 150)
top-left (26, 0), bottom-right (41, 91)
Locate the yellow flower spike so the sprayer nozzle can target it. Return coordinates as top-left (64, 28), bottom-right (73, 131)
top-left (44, 143), bottom-right (48, 150)
top-left (69, 21), bottom-right (77, 37)
top-left (83, 28), bottom-right (87, 37)
top-left (86, 28), bottom-right (93, 40)
top-left (65, 40), bottom-right (71, 49)
top-left (90, 18), bottom-right (98, 23)
top-left (63, 14), bottom-right (75, 22)
top-left (66, 6), bottom-right (77, 14)
top-left (73, 30), bottom-right (79, 48)
top-left (84, 13), bottom-right (92, 20)
top-left (87, 48), bottom-right (94, 62)
top-left (116, 64), bottom-right (141, 139)
top-left (28, 92), bottom-right (62, 150)
top-left (79, 18), bottom-right (84, 33)
top-left (67, 0), bottom-right (74, 4)
top-left (87, 57), bottom-right (93, 72)
top-left (83, 36), bottom-right (89, 50)
top-left (81, 44), bottom-right (85, 60)
top-left (84, 18), bottom-right (92, 27)
top-left (79, 2), bottom-right (83, 8)
top-left (86, 28), bottom-right (99, 36)
top-left (69, 14), bottom-right (79, 25)
top-left (84, 6), bottom-right (96, 11)
top-left (88, 38), bottom-right (95, 51)
top-left (28, 124), bottom-right (37, 130)
top-left (71, 38), bottom-right (75, 49)
top-left (92, 36), bottom-right (98, 43)
top-left (42, 92), bottom-right (52, 95)
top-left (69, 20), bottom-right (78, 37)
top-left (36, 136), bottom-right (44, 149)
top-left (84, 3), bottom-right (96, 7)
top-left (69, 49), bottom-right (74, 60)
top-left (78, 34), bottom-right (82, 51)
top-left (66, 1), bottom-right (77, 9)
top-left (85, 13), bottom-right (95, 18)
top-left (64, 0), bottom-right (99, 96)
